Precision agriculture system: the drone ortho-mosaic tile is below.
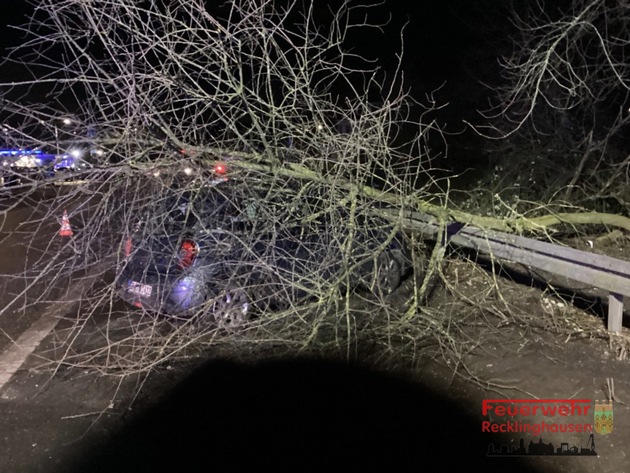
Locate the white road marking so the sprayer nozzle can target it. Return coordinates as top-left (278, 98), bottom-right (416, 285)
top-left (0, 263), bottom-right (107, 393)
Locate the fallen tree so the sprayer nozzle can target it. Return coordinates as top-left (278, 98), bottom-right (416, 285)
top-left (0, 0), bottom-right (626, 379)
top-left (215, 154), bottom-right (630, 233)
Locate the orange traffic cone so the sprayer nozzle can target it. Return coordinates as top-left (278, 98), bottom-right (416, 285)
top-left (59, 209), bottom-right (73, 237)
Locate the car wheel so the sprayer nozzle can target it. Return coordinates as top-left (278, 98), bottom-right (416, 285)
top-left (371, 250), bottom-right (403, 296)
top-left (212, 287), bottom-right (250, 329)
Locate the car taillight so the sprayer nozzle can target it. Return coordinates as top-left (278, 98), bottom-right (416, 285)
top-left (179, 239), bottom-right (199, 268)
top-left (213, 163), bottom-right (227, 175)
top-left (124, 219), bottom-right (143, 257)
top-left (124, 237), bottom-right (132, 257)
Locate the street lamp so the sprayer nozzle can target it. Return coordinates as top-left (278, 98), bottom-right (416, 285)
top-left (54, 118), bottom-right (72, 158)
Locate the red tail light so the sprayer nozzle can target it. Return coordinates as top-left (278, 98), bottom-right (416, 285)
top-left (179, 239), bottom-right (199, 268)
top-left (213, 163), bottom-right (227, 175)
top-left (124, 238), bottom-right (132, 257)
top-left (124, 220), bottom-right (142, 257)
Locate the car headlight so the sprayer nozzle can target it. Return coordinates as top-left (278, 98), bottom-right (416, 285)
top-left (171, 275), bottom-right (206, 309)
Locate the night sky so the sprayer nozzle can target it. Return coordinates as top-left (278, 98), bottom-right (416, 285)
top-left (0, 0), bottom-right (522, 168)
top-left (0, 2), bottom-right (31, 56)
top-left (0, 1), bottom-right (509, 99)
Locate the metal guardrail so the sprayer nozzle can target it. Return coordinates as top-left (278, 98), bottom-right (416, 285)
top-left (378, 209), bottom-right (630, 333)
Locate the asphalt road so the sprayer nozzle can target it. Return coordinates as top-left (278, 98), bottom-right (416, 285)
top-left (0, 179), bottom-right (130, 368)
top-left (1, 190), bottom-right (64, 354)
top-left (0, 187), bottom-right (88, 354)
top-left (0, 185), bottom-right (142, 472)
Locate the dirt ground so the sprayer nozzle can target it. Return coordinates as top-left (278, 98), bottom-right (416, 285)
top-left (0, 230), bottom-right (629, 472)
top-left (424, 230), bottom-right (630, 472)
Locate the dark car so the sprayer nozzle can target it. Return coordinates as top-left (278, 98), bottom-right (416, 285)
top-left (117, 172), bottom-right (411, 327)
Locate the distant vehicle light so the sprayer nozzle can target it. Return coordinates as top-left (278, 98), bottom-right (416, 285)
top-left (0, 149), bottom-right (42, 156)
top-left (183, 167), bottom-right (193, 176)
top-left (70, 149), bottom-right (82, 158)
top-left (213, 163), bottom-right (227, 175)
top-left (54, 156), bottom-right (74, 170)
top-left (15, 155), bottom-right (39, 168)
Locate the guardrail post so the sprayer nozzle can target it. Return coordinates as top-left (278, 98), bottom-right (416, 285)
top-left (608, 293), bottom-right (624, 333)
top-left (385, 209), bottom-right (630, 334)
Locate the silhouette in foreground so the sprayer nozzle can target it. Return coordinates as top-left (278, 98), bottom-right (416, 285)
top-left (64, 357), bottom-right (541, 472)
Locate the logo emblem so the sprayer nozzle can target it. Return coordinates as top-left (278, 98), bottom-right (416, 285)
top-left (594, 401), bottom-right (613, 435)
